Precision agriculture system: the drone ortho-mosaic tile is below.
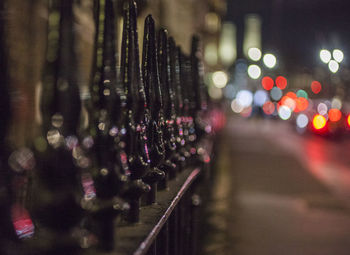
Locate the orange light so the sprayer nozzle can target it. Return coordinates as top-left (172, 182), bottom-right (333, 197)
top-left (280, 95), bottom-right (296, 111)
top-left (347, 115), bottom-right (350, 127)
top-left (295, 97), bottom-right (309, 112)
top-left (261, 76), bottom-right (274, 91)
top-left (276, 76), bottom-right (287, 90)
top-left (285, 92), bottom-right (297, 99)
top-left (313, 114), bottom-right (326, 130)
top-left (311, 81), bottom-right (322, 94)
top-left (328, 108), bottom-right (342, 122)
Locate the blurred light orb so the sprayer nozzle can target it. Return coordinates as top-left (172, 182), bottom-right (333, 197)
top-left (261, 76), bottom-right (274, 90)
top-left (223, 84), bottom-right (236, 99)
top-left (212, 71), bottom-right (228, 88)
top-left (240, 106), bottom-right (253, 118)
top-left (311, 81), bottom-right (322, 94)
top-left (275, 76), bottom-right (287, 90)
top-left (333, 49), bottom-right (344, 63)
top-left (270, 87), bottom-right (282, 101)
top-left (313, 114), bottom-right (327, 130)
top-left (347, 115), bottom-right (350, 127)
top-left (248, 47), bottom-right (262, 61)
top-left (253, 90), bottom-right (268, 106)
top-left (263, 53), bottom-right (277, 68)
top-left (278, 105), bottom-right (292, 120)
top-left (331, 97), bottom-right (342, 110)
top-left (320, 49), bottom-right (331, 63)
top-left (285, 91), bottom-right (297, 99)
top-left (317, 103), bottom-right (328, 115)
top-left (328, 108), bottom-right (342, 122)
top-left (296, 89), bottom-right (308, 99)
top-left (296, 114), bottom-right (309, 128)
top-left (231, 99), bottom-right (244, 113)
top-left (236, 90), bottom-right (253, 107)
top-left (280, 96), bottom-right (296, 111)
top-left (247, 65), bottom-right (261, 79)
top-left (236, 60), bottom-right (248, 73)
top-left (328, 60), bottom-right (339, 73)
top-left (295, 97), bottom-right (309, 112)
top-left (263, 101), bottom-right (275, 115)
top-left (208, 86), bottom-right (223, 99)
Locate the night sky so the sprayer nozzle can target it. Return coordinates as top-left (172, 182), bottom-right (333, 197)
top-left (226, 0), bottom-right (350, 72)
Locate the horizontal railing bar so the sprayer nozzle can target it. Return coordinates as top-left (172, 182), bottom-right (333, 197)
top-left (92, 167), bottom-right (201, 255)
top-left (134, 167), bottom-right (201, 255)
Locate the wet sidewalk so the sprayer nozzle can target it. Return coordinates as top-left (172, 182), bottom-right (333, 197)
top-left (200, 118), bottom-right (350, 255)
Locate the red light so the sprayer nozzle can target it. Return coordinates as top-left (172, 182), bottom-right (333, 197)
top-left (262, 101), bottom-right (275, 115)
top-left (11, 204), bottom-right (35, 239)
top-left (311, 81), bottom-right (322, 94)
top-left (312, 114), bottom-right (326, 130)
top-left (328, 109), bottom-right (342, 122)
top-left (261, 76), bottom-right (274, 91)
top-left (276, 76), bottom-right (287, 90)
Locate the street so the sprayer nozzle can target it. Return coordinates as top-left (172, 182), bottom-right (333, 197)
top-left (201, 116), bottom-right (350, 255)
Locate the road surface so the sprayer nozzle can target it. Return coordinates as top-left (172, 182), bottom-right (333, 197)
top-left (201, 116), bottom-right (350, 255)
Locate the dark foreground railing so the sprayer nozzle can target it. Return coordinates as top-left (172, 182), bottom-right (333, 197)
top-left (0, 1), bottom-right (222, 254)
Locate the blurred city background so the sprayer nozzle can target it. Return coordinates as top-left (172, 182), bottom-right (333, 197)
top-left (4, 0), bottom-right (350, 254)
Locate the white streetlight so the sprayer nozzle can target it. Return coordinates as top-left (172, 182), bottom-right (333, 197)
top-left (263, 53), bottom-right (277, 68)
top-left (320, 49), bottom-right (331, 63)
top-left (333, 49), bottom-right (344, 63)
top-left (247, 65), bottom-right (261, 79)
top-left (328, 60), bottom-right (339, 73)
top-left (212, 71), bottom-right (228, 88)
top-left (248, 47), bottom-right (262, 61)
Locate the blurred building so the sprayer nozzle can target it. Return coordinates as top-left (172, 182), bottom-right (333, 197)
top-left (3, 0), bottom-right (227, 147)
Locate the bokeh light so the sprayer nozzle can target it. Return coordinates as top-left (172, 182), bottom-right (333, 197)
top-left (275, 76), bottom-right (287, 90)
top-left (331, 97), bottom-right (342, 110)
top-left (248, 47), bottom-right (262, 61)
top-left (333, 49), bottom-right (344, 63)
top-left (208, 86), bottom-right (223, 99)
top-left (280, 95), bottom-right (296, 111)
top-left (311, 81), bottom-right (322, 94)
top-left (278, 105), bottom-right (292, 120)
top-left (240, 106), bottom-right (252, 118)
top-left (253, 90), bottom-right (268, 106)
top-left (328, 108), bottom-right (342, 122)
top-left (312, 114), bottom-right (327, 130)
top-left (261, 76), bottom-right (274, 90)
top-left (296, 89), bottom-right (308, 99)
top-left (231, 99), bottom-right (244, 113)
top-left (296, 114), bottom-right (309, 128)
top-left (247, 65), bottom-right (261, 79)
top-left (317, 103), bottom-right (328, 115)
top-left (270, 87), bottom-right (282, 101)
top-left (294, 97), bottom-right (309, 112)
top-left (328, 60), bottom-right (339, 73)
top-left (212, 71), bottom-right (228, 88)
top-left (320, 49), bottom-right (331, 63)
top-left (262, 101), bottom-right (275, 115)
top-left (285, 92), bottom-right (297, 99)
top-left (263, 53), bottom-right (277, 68)
top-left (236, 90), bottom-right (253, 108)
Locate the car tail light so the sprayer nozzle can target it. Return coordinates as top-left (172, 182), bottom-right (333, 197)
top-left (312, 114), bottom-right (327, 130)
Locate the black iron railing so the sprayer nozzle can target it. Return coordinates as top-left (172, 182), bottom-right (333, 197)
top-left (0, 1), bottom-right (218, 254)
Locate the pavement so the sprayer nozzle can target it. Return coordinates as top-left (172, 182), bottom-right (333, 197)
top-left (200, 116), bottom-right (350, 255)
